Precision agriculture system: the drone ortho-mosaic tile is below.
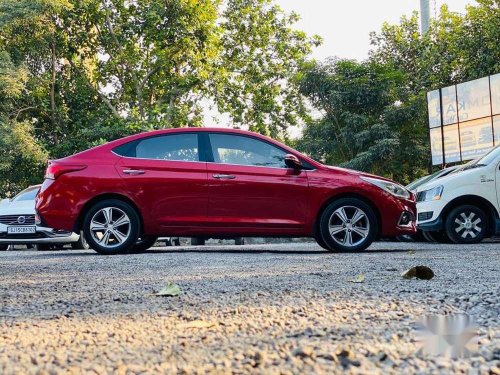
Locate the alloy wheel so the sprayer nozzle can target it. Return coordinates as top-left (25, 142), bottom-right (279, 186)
top-left (328, 206), bottom-right (370, 247)
top-left (453, 211), bottom-right (483, 240)
top-left (89, 207), bottom-right (131, 249)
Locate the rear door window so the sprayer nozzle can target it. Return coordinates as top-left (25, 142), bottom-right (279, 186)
top-left (115, 133), bottom-right (200, 162)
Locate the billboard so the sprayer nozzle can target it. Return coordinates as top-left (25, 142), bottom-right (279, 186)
top-left (427, 73), bottom-right (500, 165)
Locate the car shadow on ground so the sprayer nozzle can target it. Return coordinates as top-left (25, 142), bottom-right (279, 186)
top-left (26, 247), bottom-right (416, 259)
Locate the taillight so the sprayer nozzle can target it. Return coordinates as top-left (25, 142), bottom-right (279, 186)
top-left (45, 161), bottom-right (87, 180)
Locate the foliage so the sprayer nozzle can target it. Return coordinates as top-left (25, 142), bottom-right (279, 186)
top-left (0, 0), bottom-right (318, 195)
top-left (298, 0), bottom-right (500, 183)
top-left (0, 51), bottom-right (48, 195)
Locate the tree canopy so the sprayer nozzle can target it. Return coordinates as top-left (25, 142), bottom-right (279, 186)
top-left (298, 0), bottom-right (500, 183)
top-left (0, 0), bottom-right (319, 195)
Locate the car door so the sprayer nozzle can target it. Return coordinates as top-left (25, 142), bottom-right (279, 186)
top-left (115, 132), bottom-right (208, 231)
top-left (204, 133), bottom-right (309, 229)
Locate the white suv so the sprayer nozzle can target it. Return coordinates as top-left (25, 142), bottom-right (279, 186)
top-left (416, 145), bottom-right (500, 244)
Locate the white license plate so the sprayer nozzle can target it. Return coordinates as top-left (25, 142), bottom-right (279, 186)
top-left (7, 226), bottom-right (36, 234)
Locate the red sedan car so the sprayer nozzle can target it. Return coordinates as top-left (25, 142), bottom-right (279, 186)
top-left (36, 128), bottom-right (416, 254)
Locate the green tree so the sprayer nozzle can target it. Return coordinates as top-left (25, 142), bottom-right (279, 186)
top-left (0, 51), bottom-right (48, 196)
top-left (298, 0), bottom-right (499, 182)
top-left (0, 0), bottom-right (319, 193)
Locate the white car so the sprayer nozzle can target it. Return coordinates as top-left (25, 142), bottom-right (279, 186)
top-left (416, 145), bottom-right (500, 243)
top-left (0, 185), bottom-right (84, 250)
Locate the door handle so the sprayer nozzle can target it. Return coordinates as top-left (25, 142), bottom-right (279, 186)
top-left (213, 174), bottom-right (236, 180)
top-left (123, 169), bottom-right (146, 175)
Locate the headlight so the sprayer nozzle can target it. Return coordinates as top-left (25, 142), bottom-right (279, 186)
top-left (361, 176), bottom-right (411, 199)
top-left (416, 185), bottom-right (444, 202)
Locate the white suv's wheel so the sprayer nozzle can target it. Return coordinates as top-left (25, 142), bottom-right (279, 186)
top-left (83, 199), bottom-right (140, 255)
top-left (445, 205), bottom-right (487, 244)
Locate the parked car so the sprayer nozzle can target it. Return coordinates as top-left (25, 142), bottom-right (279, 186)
top-left (417, 145), bottom-right (500, 243)
top-left (35, 128), bottom-right (416, 255)
top-left (0, 185), bottom-right (87, 250)
top-left (397, 165), bottom-right (460, 242)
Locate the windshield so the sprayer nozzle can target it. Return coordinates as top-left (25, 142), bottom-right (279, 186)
top-left (12, 186), bottom-right (40, 202)
top-left (452, 146), bottom-right (500, 173)
top-left (473, 145), bottom-right (500, 166)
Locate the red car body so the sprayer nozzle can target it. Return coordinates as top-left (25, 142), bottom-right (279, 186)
top-left (36, 128), bottom-right (416, 241)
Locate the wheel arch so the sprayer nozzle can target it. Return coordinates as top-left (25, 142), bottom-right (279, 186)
top-left (314, 192), bottom-right (382, 239)
top-left (441, 195), bottom-right (498, 235)
top-left (74, 193), bottom-right (144, 234)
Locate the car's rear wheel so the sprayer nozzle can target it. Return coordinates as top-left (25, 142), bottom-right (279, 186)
top-left (318, 198), bottom-right (377, 253)
top-left (129, 236), bottom-right (158, 253)
top-left (0, 244), bottom-right (8, 251)
top-left (83, 199), bottom-right (140, 255)
top-left (445, 205), bottom-right (487, 244)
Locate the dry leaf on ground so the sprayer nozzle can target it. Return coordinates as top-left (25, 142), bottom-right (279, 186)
top-left (401, 266), bottom-right (434, 280)
top-left (348, 273), bottom-right (365, 283)
top-left (154, 282), bottom-right (180, 296)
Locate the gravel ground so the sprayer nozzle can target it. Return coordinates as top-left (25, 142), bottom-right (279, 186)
top-left (0, 241), bottom-right (499, 374)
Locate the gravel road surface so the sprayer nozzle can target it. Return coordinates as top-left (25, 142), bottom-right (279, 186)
top-left (0, 241), bottom-right (499, 374)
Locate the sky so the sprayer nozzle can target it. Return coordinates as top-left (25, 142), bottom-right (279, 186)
top-left (275, 0), bottom-right (477, 61)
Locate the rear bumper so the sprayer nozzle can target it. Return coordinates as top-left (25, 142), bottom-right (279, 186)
top-left (0, 226), bottom-right (79, 244)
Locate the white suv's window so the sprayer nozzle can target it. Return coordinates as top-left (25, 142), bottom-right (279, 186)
top-left (135, 134), bottom-right (199, 162)
top-left (209, 134), bottom-right (287, 168)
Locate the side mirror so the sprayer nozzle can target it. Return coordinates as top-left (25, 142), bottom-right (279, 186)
top-left (284, 154), bottom-right (302, 169)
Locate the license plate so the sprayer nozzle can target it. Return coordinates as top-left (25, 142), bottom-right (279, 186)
top-left (7, 226), bottom-right (36, 234)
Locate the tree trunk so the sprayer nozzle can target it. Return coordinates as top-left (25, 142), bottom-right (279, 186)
top-left (50, 38), bottom-right (58, 144)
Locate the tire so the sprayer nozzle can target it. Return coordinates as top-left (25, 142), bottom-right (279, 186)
top-left (83, 199), bottom-right (140, 255)
top-left (318, 198), bottom-right (378, 253)
top-left (130, 236), bottom-right (158, 253)
top-left (234, 237), bottom-right (245, 245)
top-left (172, 238), bottom-right (181, 246)
top-left (191, 237), bottom-right (205, 246)
top-left (71, 231), bottom-right (90, 250)
top-left (0, 244), bottom-right (8, 251)
top-left (421, 230), bottom-right (451, 243)
top-left (314, 232), bottom-right (331, 251)
top-left (445, 205), bottom-right (488, 244)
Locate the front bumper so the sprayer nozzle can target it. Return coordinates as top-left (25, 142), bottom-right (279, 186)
top-left (416, 199), bottom-right (447, 232)
top-left (0, 226), bottom-right (79, 244)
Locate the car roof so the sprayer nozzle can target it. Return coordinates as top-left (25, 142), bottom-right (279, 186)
top-left (62, 127), bottom-right (324, 169)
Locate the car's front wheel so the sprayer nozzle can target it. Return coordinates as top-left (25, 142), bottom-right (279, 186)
top-left (83, 199), bottom-right (140, 255)
top-left (318, 198), bottom-right (377, 252)
top-left (445, 205), bottom-right (487, 244)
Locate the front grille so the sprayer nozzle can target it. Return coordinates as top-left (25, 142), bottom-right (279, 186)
top-left (416, 191), bottom-right (425, 202)
top-left (418, 211), bottom-right (433, 221)
top-left (0, 214), bottom-right (36, 226)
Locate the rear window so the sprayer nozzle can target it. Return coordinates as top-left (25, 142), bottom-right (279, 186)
top-left (113, 133), bottom-right (199, 162)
